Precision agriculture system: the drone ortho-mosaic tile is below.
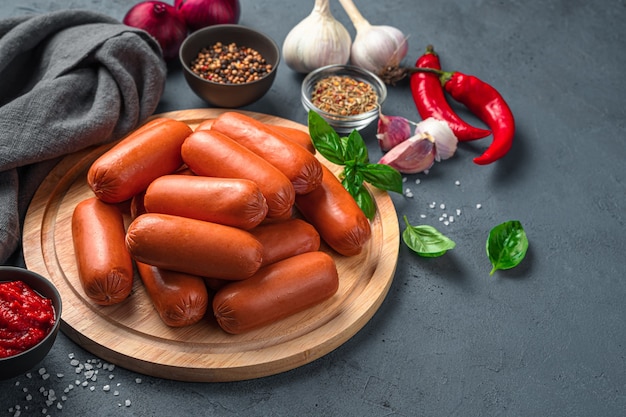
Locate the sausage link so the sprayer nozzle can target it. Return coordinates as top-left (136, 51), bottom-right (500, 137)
top-left (295, 165), bottom-right (371, 256)
top-left (265, 125), bottom-right (316, 154)
top-left (181, 129), bottom-right (295, 218)
top-left (87, 117), bottom-right (192, 203)
top-left (144, 175), bottom-right (268, 229)
top-left (195, 117), bottom-right (315, 154)
top-left (249, 218), bottom-right (320, 267)
top-left (212, 112), bottom-right (323, 194)
top-left (213, 251), bottom-right (339, 334)
top-left (126, 213), bottom-right (263, 280)
top-left (71, 197), bottom-right (134, 306)
top-left (136, 262), bottom-right (209, 327)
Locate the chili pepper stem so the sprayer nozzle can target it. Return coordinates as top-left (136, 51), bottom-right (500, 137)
top-left (380, 65), bottom-right (453, 85)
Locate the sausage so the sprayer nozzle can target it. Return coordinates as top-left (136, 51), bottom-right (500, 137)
top-left (195, 116), bottom-right (315, 154)
top-left (126, 213), bottom-right (263, 280)
top-left (211, 112), bottom-right (323, 194)
top-left (130, 190), bottom-right (146, 219)
top-left (181, 129), bottom-right (295, 218)
top-left (87, 117), bottom-right (192, 203)
top-left (249, 218), bottom-right (320, 267)
top-left (194, 118), bottom-right (215, 131)
top-left (267, 124), bottom-right (316, 154)
top-left (295, 165), bottom-right (372, 256)
top-left (136, 262), bottom-right (209, 327)
top-left (71, 197), bottom-right (134, 306)
top-left (144, 175), bottom-right (268, 229)
top-left (212, 251), bottom-right (339, 334)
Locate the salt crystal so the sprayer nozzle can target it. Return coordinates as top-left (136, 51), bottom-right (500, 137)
top-left (440, 203), bottom-right (445, 209)
top-left (125, 400), bottom-right (131, 407)
top-left (476, 203), bottom-right (482, 209)
top-left (415, 179), bottom-right (421, 184)
top-left (454, 180), bottom-right (460, 186)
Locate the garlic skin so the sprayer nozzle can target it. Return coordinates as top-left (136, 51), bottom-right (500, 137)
top-left (378, 134), bottom-right (436, 174)
top-left (338, 0), bottom-right (409, 75)
top-left (376, 112), bottom-right (413, 152)
top-left (282, 0), bottom-right (352, 74)
top-left (415, 117), bottom-right (458, 161)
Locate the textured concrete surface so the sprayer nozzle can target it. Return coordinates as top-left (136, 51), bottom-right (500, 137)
top-left (2, 1), bottom-right (625, 416)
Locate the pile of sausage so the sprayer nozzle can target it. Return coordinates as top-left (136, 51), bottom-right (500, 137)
top-left (71, 112), bottom-right (372, 334)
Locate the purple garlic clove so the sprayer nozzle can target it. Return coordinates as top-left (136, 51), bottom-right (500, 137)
top-left (378, 133), bottom-right (436, 174)
top-left (376, 112), bottom-right (413, 152)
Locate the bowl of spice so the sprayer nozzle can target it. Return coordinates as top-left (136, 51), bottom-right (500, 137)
top-left (0, 267), bottom-right (62, 380)
top-left (301, 64), bottom-right (387, 133)
top-left (179, 24), bottom-right (280, 108)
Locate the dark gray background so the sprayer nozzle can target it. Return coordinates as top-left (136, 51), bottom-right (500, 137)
top-left (2, 1), bottom-right (625, 416)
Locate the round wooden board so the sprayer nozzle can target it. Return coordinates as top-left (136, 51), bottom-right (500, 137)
top-left (22, 109), bottom-right (399, 382)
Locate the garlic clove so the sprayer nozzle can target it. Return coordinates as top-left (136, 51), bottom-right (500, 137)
top-left (376, 112), bottom-right (413, 152)
top-left (414, 117), bottom-right (458, 161)
top-left (282, 0), bottom-right (352, 74)
top-left (378, 133), bottom-right (436, 174)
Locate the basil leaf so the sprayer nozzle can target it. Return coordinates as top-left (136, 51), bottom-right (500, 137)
top-left (342, 130), bottom-right (369, 164)
top-left (354, 184), bottom-right (376, 220)
top-left (402, 216), bottom-right (456, 257)
top-left (360, 163), bottom-right (403, 194)
top-left (486, 220), bottom-right (529, 275)
top-left (307, 111), bottom-right (346, 165)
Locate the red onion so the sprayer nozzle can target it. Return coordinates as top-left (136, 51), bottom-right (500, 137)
top-left (123, 1), bottom-right (188, 60)
top-left (175, 0), bottom-right (241, 32)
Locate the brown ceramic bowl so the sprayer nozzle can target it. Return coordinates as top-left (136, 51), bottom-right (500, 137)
top-left (0, 267), bottom-right (62, 380)
top-left (179, 24), bottom-right (280, 108)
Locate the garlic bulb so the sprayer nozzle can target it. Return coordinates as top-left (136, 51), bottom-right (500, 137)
top-left (338, 0), bottom-right (408, 76)
top-left (282, 0), bottom-right (352, 73)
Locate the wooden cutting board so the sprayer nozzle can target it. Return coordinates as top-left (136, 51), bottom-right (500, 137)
top-left (22, 109), bottom-right (399, 382)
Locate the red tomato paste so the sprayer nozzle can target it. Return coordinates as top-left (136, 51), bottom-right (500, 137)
top-left (0, 280), bottom-right (55, 358)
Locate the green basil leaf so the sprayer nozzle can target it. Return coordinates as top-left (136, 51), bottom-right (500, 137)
top-left (486, 220), bottom-right (529, 275)
top-left (360, 163), bottom-right (403, 194)
top-left (354, 184), bottom-right (376, 220)
top-left (307, 111), bottom-right (346, 165)
top-left (402, 216), bottom-right (456, 257)
top-left (342, 130), bottom-right (369, 164)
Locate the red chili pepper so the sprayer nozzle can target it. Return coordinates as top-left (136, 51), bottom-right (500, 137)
top-left (410, 46), bottom-right (491, 142)
top-left (441, 72), bottom-right (515, 165)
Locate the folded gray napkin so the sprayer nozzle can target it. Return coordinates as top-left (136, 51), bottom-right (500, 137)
top-left (0, 9), bottom-right (167, 265)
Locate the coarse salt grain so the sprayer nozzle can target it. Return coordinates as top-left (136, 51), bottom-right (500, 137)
top-left (476, 204), bottom-right (482, 209)
top-left (455, 180), bottom-right (460, 186)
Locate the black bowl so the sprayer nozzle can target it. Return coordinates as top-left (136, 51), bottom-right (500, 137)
top-left (0, 267), bottom-right (62, 380)
top-left (179, 24), bottom-right (280, 108)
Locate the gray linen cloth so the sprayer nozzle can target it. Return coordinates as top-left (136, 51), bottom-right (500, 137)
top-left (0, 10), bottom-right (167, 265)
